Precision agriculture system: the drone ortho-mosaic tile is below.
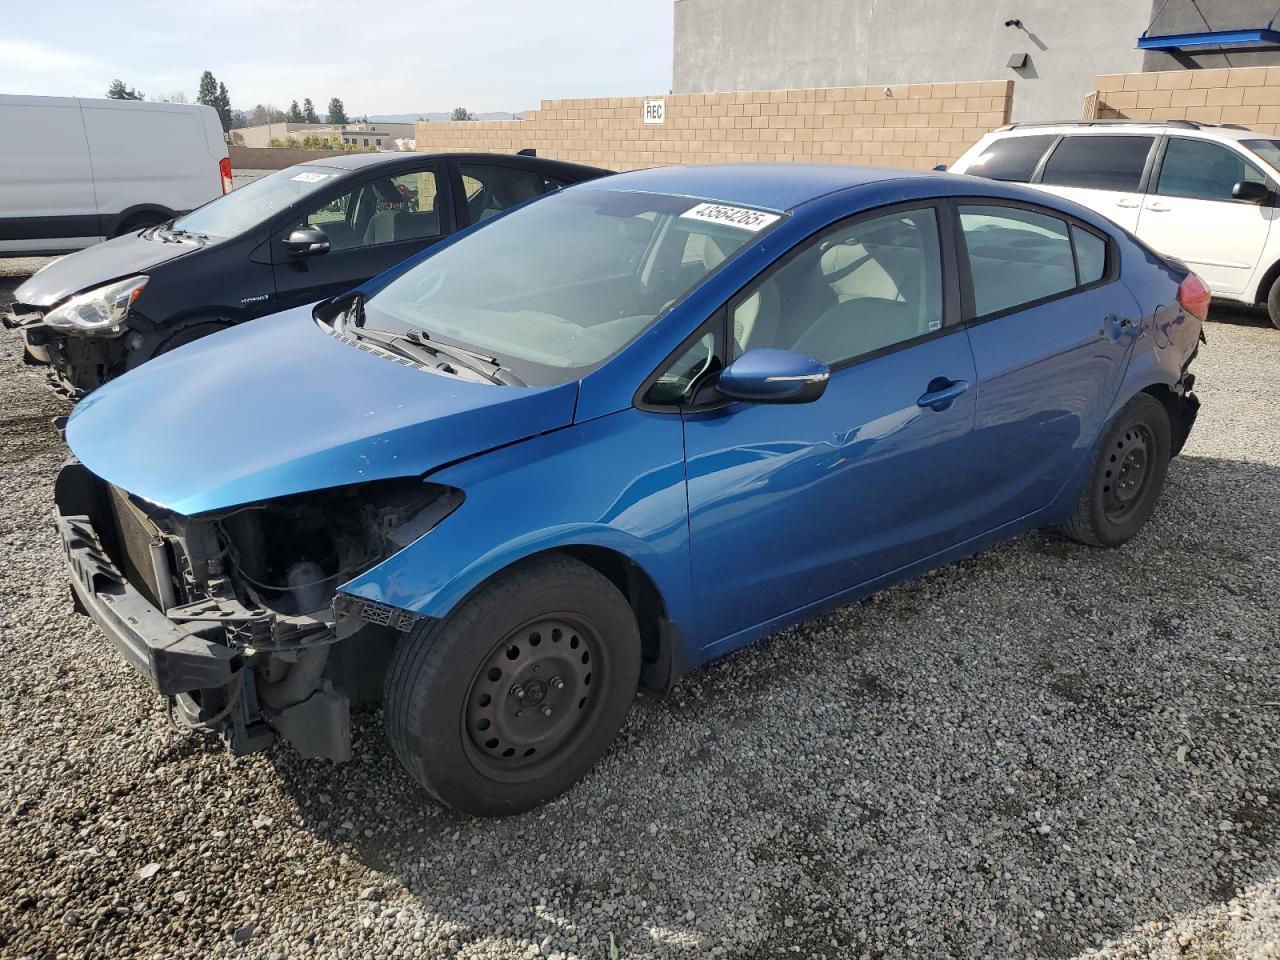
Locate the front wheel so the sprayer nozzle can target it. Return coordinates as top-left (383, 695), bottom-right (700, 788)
top-left (383, 555), bottom-right (641, 816)
top-left (1060, 393), bottom-right (1171, 548)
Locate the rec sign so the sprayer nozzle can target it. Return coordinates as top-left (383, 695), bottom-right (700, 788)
top-left (643, 99), bottom-right (666, 125)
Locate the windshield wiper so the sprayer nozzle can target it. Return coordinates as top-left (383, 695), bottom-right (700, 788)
top-left (349, 325), bottom-right (523, 386)
top-left (161, 226), bottom-right (210, 244)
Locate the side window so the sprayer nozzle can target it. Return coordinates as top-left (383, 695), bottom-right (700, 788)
top-left (646, 330), bottom-right (719, 406)
top-left (1072, 225), bottom-right (1107, 285)
top-left (1041, 136), bottom-right (1154, 193)
top-left (967, 134), bottom-right (1056, 183)
top-left (731, 208), bottom-right (943, 367)
top-left (1156, 138), bottom-right (1267, 202)
top-left (959, 204), bottom-right (1108, 316)
top-left (296, 169), bottom-right (441, 250)
top-left (460, 163), bottom-right (549, 223)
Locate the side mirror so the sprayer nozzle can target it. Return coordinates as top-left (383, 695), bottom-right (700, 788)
top-left (932, 164), bottom-right (948, 172)
top-left (284, 226), bottom-right (330, 257)
top-left (717, 348), bottom-right (829, 404)
top-left (1232, 180), bottom-right (1271, 204)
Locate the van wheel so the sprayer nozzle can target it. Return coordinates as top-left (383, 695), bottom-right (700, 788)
top-left (113, 215), bottom-right (165, 238)
top-left (1266, 276), bottom-right (1280, 330)
top-left (383, 555), bottom-right (641, 816)
top-left (1060, 393), bottom-right (1171, 548)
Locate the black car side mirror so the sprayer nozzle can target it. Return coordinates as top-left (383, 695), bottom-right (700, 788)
top-left (284, 226), bottom-right (331, 257)
top-left (1232, 180), bottom-right (1271, 204)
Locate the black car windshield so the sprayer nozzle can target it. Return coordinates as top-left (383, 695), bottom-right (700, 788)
top-left (361, 189), bottom-right (781, 384)
top-left (171, 165), bottom-right (342, 239)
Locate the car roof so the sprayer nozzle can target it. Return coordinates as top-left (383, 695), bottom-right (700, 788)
top-left (305, 151), bottom-right (610, 177)
top-left (984, 121), bottom-right (1268, 144)
top-left (580, 163), bottom-right (917, 213)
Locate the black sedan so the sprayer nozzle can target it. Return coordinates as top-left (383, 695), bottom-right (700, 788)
top-left (4, 151), bottom-right (611, 396)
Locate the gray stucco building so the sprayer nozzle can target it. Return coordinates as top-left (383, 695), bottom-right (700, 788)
top-left (673, 0), bottom-right (1280, 122)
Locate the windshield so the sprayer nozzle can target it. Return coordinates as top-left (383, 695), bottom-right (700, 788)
top-left (172, 165), bottom-right (343, 239)
top-left (1243, 139), bottom-right (1280, 172)
top-left (362, 189), bottom-right (779, 384)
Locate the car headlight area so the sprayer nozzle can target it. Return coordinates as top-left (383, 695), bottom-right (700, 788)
top-left (43, 276), bottom-right (149, 335)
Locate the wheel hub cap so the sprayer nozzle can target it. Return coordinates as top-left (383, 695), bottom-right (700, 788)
top-left (466, 617), bottom-right (595, 767)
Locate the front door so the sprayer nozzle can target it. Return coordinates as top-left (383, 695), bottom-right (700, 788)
top-left (1136, 136), bottom-right (1277, 297)
top-left (955, 201), bottom-right (1138, 529)
top-left (680, 205), bottom-right (982, 647)
top-left (271, 162), bottom-right (451, 310)
top-left (1033, 134), bottom-right (1156, 233)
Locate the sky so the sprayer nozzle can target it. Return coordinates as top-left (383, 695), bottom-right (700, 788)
top-left (1, 0), bottom-right (675, 115)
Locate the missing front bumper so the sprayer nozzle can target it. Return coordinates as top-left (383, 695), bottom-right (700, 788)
top-left (54, 461), bottom-right (352, 761)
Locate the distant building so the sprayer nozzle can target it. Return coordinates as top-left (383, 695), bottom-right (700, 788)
top-left (230, 121), bottom-right (416, 150)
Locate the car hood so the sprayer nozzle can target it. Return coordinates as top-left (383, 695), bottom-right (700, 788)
top-left (65, 307), bottom-right (580, 515)
top-left (15, 230), bottom-right (198, 306)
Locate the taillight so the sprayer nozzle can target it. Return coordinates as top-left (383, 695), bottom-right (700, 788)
top-left (219, 156), bottom-right (233, 194)
top-left (1177, 272), bottom-right (1211, 322)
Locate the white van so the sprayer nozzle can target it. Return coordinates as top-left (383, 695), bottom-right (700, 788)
top-left (0, 95), bottom-right (230, 256)
top-left (952, 119), bottom-right (1280, 328)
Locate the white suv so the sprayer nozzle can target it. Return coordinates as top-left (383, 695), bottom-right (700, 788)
top-left (953, 120), bottom-right (1280, 328)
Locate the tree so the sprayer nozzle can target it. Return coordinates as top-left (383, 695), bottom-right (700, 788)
top-left (286, 100), bottom-right (303, 122)
top-left (196, 71), bottom-right (218, 109)
top-left (302, 98), bottom-right (319, 123)
top-left (450, 107), bottom-right (475, 121)
top-left (326, 98), bottom-right (348, 125)
top-left (214, 81), bottom-right (233, 131)
top-left (106, 79), bottom-right (144, 100)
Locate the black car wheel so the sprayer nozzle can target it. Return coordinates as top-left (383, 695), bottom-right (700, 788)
top-left (384, 554), bottom-right (641, 816)
top-left (1060, 393), bottom-right (1171, 548)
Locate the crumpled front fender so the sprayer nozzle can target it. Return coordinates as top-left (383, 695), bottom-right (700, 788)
top-left (338, 407), bottom-right (694, 639)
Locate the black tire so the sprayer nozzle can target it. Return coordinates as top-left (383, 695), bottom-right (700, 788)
top-left (383, 554), bottom-right (641, 816)
top-left (112, 215), bottom-right (165, 238)
top-left (1060, 393), bottom-right (1171, 548)
top-left (1266, 275), bottom-right (1280, 331)
top-left (152, 321), bottom-right (230, 357)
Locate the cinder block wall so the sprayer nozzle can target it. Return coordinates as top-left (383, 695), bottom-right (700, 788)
top-left (1094, 67), bottom-right (1280, 136)
top-left (414, 82), bottom-right (1013, 171)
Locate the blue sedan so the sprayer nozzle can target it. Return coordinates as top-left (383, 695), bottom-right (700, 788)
top-left (56, 164), bottom-right (1205, 815)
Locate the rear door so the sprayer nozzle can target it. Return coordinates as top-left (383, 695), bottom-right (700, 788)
top-left (1033, 134), bottom-right (1156, 233)
top-left (452, 160), bottom-right (564, 227)
top-left (0, 98), bottom-right (99, 253)
top-left (271, 161), bottom-right (452, 310)
top-left (1136, 136), bottom-right (1277, 296)
top-left (955, 200), bottom-right (1138, 530)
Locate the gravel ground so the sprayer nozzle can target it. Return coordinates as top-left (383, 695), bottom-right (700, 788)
top-left (0, 263), bottom-right (1277, 960)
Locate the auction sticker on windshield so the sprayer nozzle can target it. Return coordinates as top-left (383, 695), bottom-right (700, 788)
top-left (292, 171), bottom-right (332, 183)
top-left (680, 202), bottom-right (780, 232)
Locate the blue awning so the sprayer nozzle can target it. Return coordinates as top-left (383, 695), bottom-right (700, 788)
top-left (1138, 27), bottom-right (1280, 50)
top-left (1139, 1), bottom-right (1280, 51)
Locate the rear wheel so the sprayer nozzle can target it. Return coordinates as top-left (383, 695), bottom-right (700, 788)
top-left (1060, 393), bottom-right (1171, 547)
top-left (1266, 275), bottom-right (1280, 330)
top-left (383, 555), bottom-right (641, 816)
top-left (113, 214), bottom-right (166, 238)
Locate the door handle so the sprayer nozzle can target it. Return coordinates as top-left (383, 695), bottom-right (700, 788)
top-left (917, 377), bottom-right (970, 412)
top-left (1116, 199), bottom-right (1141, 208)
top-left (1146, 202), bottom-right (1171, 212)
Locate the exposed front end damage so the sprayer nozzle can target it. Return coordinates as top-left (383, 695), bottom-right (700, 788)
top-left (54, 461), bottom-right (459, 761)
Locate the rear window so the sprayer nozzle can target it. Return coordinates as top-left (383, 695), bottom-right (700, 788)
top-left (1041, 136), bottom-right (1154, 193)
top-left (965, 134), bottom-right (1055, 182)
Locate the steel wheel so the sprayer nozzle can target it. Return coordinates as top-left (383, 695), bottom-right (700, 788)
top-left (462, 614), bottom-right (603, 781)
top-left (1101, 423), bottom-right (1154, 523)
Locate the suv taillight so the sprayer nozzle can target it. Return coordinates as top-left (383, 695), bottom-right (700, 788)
top-left (1177, 272), bottom-right (1211, 322)
top-left (219, 156), bottom-right (233, 194)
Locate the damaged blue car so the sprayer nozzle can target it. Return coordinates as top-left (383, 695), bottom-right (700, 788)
top-left (55, 164), bottom-right (1204, 815)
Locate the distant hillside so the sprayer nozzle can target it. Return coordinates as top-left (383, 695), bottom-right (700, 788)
top-left (368, 112), bottom-right (525, 123)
